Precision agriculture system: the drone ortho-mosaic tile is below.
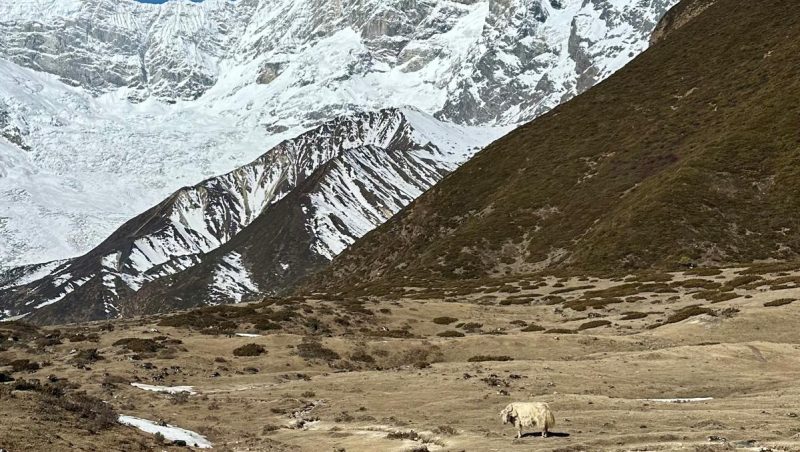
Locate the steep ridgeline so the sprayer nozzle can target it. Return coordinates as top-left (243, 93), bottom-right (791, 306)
top-left (308, 0), bottom-right (800, 293)
top-left (0, 109), bottom-right (499, 324)
top-left (0, 0), bottom-right (678, 267)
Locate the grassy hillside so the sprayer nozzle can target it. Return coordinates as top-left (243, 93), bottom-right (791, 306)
top-left (307, 0), bottom-right (800, 293)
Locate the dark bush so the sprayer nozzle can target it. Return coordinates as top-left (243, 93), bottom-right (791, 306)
top-left (521, 324), bottom-right (545, 332)
top-left (764, 298), bottom-right (795, 307)
top-left (349, 350), bottom-right (375, 363)
top-left (437, 330), bottom-right (465, 337)
top-left (467, 355), bottom-right (513, 362)
top-left (69, 348), bottom-right (104, 368)
top-left (10, 359), bottom-right (40, 373)
top-left (578, 320), bottom-right (612, 330)
top-left (296, 340), bottom-right (340, 361)
top-left (233, 343), bottom-right (266, 357)
top-left (386, 430), bottom-right (420, 441)
top-left (654, 305), bottom-right (715, 328)
top-left (459, 322), bottom-right (482, 332)
top-left (499, 298), bottom-right (532, 306)
top-left (620, 312), bottom-right (649, 320)
top-left (432, 316), bottom-right (458, 325)
top-left (113, 338), bottom-right (163, 353)
top-left (254, 321), bottom-right (280, 331)
top-left (433, 425), bottom-right (458, 436)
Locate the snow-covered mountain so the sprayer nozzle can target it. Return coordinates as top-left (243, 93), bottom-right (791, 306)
top-left (0, 0), bottom-right (678, 322)
top-left (0, 108), bottom-right (501, 323)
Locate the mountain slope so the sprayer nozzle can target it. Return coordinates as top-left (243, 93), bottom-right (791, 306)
top-left (308, 0), bottom-right (800, 293)
top-left (0, 109), bottom-right (500, 323)
top-left (0, 0), bottom-right (677, 267)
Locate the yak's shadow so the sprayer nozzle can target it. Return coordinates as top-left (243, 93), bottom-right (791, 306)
top-left (520, 432), bottom-right (570, 438)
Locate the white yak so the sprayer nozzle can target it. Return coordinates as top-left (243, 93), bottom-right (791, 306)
top-left (500, 401), bottom-right (556, 438)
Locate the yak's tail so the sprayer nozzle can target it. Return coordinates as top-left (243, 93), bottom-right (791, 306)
top-left (544, 405), bottom-right (556, 429)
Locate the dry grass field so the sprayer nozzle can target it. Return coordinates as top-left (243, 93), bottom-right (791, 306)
top-left (3, 267), bottom-right (800, 451)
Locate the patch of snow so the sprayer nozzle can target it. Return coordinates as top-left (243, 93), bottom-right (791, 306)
top-left (210, 252), bottom-right (258, 302)
top-left (118, 415), bottom-right (212, 448)
top-left (235, 333), bottom-right (262, 338)
top-left (130, 383), bottom-right (197, 395)
top-left (0, 312), bottom-right (29, 322)
top-left (642, 397), bottom-right (714, 403)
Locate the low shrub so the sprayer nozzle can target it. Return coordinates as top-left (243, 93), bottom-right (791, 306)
top-left (655, 305), bottom-right (715, 327)
top-left (437, 330), bottom-right (465, 337)
top-left (433, 425), bottom-right (458, 436)
top-left (349, 350), bottom-right (375, 363)
top-left (459, 322), bottom-right (483, 332)
top-left (499, 298), bottom-right (532, 306)
top-left (432, 316), bottom-right (458, 325)
top-left (467, 355), bottom-right (513, 362)
top-left (71, 348), bottom-right (104, 366)
top-left (296, 340), bottom-right (340, 361)
top-left (764, 298), bottom-right (795, 307)
top-left (564, 297), bottom-right (623, 311)
top-left (671, 279), bottom-right (722, 290)
top-left (521, 324), bottom-right (545, 332)
top-left (578, 320), bottom-right (612, 330)
top-left (685, 267), bottom-right (722, 276)
top-left (692, 291), bottom-right (738, 303)
top-left (113, 338), bottom-right (163, 353)
top-left (233, 343), bottom-right (266, 357)
top-left (10, 359), bottom-right (40, 373)
top-left (551, 285), bottom-right (595, 294)
top-left (620, 312), bottom-right (649, 320)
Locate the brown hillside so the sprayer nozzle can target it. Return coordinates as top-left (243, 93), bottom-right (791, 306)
top-left (309, 0), bottom-right (800, 293)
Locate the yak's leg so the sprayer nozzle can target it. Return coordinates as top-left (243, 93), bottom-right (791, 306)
top-left (542, 427), bottom-right (548, 438)
top-left (517, 428), bottom-right (522, 439)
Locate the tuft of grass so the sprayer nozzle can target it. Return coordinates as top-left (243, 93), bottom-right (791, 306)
top-left (432, 316), bottom-right (458, 325)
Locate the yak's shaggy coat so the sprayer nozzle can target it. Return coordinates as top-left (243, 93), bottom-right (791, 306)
top-left (500, 402), bottom-right (556, 438)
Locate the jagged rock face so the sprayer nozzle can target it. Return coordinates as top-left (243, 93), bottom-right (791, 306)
top-left (0, 0), bottom-right (242, 101)
top-left (0, 108), bottom-right (499, 324)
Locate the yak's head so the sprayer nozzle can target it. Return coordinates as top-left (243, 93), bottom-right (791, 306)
top-left (500, 406), bottom-right (516, 424)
